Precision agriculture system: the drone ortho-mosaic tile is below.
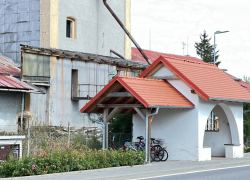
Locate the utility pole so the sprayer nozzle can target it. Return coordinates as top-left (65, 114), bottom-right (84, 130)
top-left (149, 28), bottom-right (151, 50)
top-left (182, 42), bottom-right (186, 55)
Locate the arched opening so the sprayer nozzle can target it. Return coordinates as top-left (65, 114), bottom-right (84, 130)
top-left (203, 103), bottom-right (240, 157)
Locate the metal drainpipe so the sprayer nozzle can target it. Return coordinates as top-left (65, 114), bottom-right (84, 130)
top-left (103, 0), bottom-right (152, 65)
top-left (20, 92), bottom-right (25, 131)
top-left (145, 107), bottom-right (159, 163)
top-left (88, 113), bottom-right (105, 150)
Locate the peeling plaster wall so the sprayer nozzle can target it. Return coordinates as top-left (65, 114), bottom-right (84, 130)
top-left (57, 0), bottom-right (125, 57)
top-left (0, 0), bottom-right (40, 65)
top-left (29, 86), bottom-right (48, 124)
top-left (48, 57), bottom-right (116, 128)
top-left (0, 91), bottom-right (21, 132)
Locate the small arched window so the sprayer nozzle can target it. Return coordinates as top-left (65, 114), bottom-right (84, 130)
top-left (66, 17), bottom-right (76, 38)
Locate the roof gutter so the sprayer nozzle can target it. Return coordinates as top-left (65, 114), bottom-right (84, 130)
top-left (103, 0), bottom-right (152, 65)
top-left (209, 97), bottom-right (250, 103)
top-left (87, 113), bottom-right (105, 150)
top-left (148, 106), bottom-right (195, 109)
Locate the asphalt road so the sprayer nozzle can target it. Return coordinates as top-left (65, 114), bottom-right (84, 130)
top-left (135, 165), bottom-right (250, 180)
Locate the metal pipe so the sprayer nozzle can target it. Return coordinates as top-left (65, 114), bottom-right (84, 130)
top-left (20, 92), bottom-right (25, 131)
top-left (148, 106), bottom-right (194, 109)
top-left (145, 107), bottom-right (159, 162)
top-left (209, 97), bottom-right (250, 103)
top-left (110, 49), bottom-right (125, 59)
top-left (88, 113), bottom-right (105, 150)
top-left (27, 120), bottom-right (30, 156)
top-left (103, 0), bottom-right (152, 65)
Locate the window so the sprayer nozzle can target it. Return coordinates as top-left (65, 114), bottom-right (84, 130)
top-left (205, 112), bottom-right (219, 131)
top-left (66, 17), bottom-right (76, 38)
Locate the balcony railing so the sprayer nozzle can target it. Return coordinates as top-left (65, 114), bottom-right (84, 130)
top-left (71, 84), bottom-right (106, 100)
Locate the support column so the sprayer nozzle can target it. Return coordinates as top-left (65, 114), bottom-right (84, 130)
top-left (103, 108), bottom-right (108, 149)
top-left (146, 109), bottom-right (151, 162)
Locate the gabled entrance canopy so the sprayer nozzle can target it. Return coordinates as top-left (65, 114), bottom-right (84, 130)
top-left (80, 75), bottom-right (194, 162)
top-left (80, 76), bottom-right (195, 114)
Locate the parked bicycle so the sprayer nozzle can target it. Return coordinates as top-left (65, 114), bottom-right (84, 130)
top-left (151, 138), bottom-right (169, 161)
top-left (124, 136), bottom-right (165, 162)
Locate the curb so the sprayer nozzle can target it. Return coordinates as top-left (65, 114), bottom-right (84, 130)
top-left (1, 163), bottom-right (151, 180)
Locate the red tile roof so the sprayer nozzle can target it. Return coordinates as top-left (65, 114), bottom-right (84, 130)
top-left (0, 75), bottom-right (32, 90)
top-left (132, 48), bottom-right (250, 93)
top-left (0, 56), bottom-right (20, 77)
top-left (120, 76), bottom-right (194, 107)
top-left (139, 56), bottom-right (250, 102)
top-left (132, 47), bottom-right (202, 63)
top-left (80, 76), bottom-right (194, 113)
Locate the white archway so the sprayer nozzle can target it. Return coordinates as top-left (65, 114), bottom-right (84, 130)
top-left (202, 103), bottom-right (240, 157)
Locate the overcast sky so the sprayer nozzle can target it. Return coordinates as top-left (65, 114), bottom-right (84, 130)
top-left (131, 0), bottom-right (250, 79)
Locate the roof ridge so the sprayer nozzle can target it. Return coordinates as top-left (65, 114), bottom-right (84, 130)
top-left (118, 75), bottom-right (163, 82)
top-left (163, 55), bottom-right (216, 67)
top-left (131, 47), bottom-right (201, 60)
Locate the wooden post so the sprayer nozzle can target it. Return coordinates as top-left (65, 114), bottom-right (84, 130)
top-left (103, 108), bottom-right (108, 149)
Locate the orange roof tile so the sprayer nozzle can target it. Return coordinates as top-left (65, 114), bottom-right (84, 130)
top-left (80, 76), bottom-right (194, 113)
top-left (139, 56), bottom-right (250, 102)
top-left (119, 76), bottom-right (194, 107)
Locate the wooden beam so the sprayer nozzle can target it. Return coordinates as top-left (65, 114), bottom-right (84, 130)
top-left (107, 107), bottom-right (119, 122)
top-left (105, 92), bottom-right (133, 97)
top-left (148, 75), bottom-right (180, 80)
top-left (134, 107), bottom-right (145, 121)
top-left (97, 104), bottom-right (144, 108)
top-left (116, 67), bottom-right (140, 73)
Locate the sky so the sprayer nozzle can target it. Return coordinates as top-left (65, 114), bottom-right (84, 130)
top-left (131, 0), bottom-right (250, 79)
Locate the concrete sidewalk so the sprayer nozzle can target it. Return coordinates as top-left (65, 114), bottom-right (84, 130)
top-left (4, 153), bottom-right (250, 180)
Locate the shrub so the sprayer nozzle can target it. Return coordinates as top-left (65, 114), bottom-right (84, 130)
top-left (0, 147), bottom-right (145, 178)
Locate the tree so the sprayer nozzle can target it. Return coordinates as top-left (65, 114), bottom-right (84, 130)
top-left (243, 76), bottom-right (250, 145)
top-left (194, 30), bottom-right (221, 66)
top-left (243, 75), bottom-right (250, 84)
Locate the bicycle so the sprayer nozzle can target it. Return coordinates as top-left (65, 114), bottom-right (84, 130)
top-left (108, 135), bottom-right (116, 150)
top-left (151, 138), bottom-right (169, 161)
top-left (124, 136), bottom-right (164, 162)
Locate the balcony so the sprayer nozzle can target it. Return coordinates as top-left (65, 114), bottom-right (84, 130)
top-left (71, 84), bottom-right (106, 100)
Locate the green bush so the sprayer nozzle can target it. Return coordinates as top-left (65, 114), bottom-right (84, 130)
top-left (0, 147), bottom-right (145, 178)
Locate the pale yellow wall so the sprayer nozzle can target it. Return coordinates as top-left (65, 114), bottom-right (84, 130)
top-left (124, 0), bottom-right (131, 59)
top-left (40, 0), bottom-right (59, 48)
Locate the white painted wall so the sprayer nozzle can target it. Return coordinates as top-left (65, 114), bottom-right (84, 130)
top-left (133, 65), bottom-right (244, 161)
top-left (133, 108), bottom-right (199, 161)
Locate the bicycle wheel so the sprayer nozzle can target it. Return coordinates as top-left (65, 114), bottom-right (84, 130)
top-left (150, 147), bottom-right (156, 162)
top-left (162, 149), bottom-right (169, 161)
top-left (152, 145), bottom-right (164, 161)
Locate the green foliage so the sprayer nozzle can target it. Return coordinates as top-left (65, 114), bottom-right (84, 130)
top-left (109, 71), bottom-right (117, 79)
top-left (244, 103), bottom-right (250, 144)
top-left (109, 114), bottom-right (133, 134)
top-left (0, 148), bottom-right (145, 178)
top-left (194, 30), bottom-right (221, 66)
top-left (243, 75), bottom-right (250, 84)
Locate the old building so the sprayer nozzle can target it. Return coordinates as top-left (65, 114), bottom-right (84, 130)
top-left (0, 0), bottom-right (140, 131)
top-left (0, 53), bottom-right (43, 132)
top-left (20, 45), bottom-right (147, 129)
top-left (0, 0), bottom-right (132, 64)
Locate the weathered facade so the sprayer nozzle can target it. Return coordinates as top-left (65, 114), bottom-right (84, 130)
top-left (0, 0), bottom-right (131, 65)
top-left (0, 54), bottom-right (43, 132)
top-left (21, 45), bottom-right (147, 128)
